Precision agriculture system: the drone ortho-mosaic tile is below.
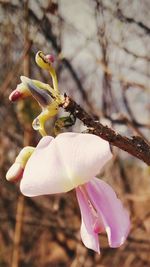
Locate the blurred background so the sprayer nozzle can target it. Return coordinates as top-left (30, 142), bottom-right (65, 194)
top-left (0, 0), bottom-right (150, 266)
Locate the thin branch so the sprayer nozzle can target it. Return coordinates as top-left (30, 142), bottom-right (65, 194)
top-left (116, 8), bottom-right (150, 35)
top-left (122, 88), bottom-right (149, 142)
top-left (96, 58), bottom-right (150, 91)
top-left (105, 114), bottom-right (150, 129)
top-left (62, 95), bottom-right (150, 165)
top-left (1, 41), bottom-right (32, 94)
top-left (11, 195), bottom-right (25, 267)
top-left (112, 39), bottom-right (150, 62)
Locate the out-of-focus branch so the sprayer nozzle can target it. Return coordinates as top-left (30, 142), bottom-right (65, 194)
top-left (116, 8), bottom-right (150, 35)
top-left (1, 41), bottom-right (32, 94)
top-left (105, 114), bottom-right (150, 129)
top-left (121, 89), bottom-right (149, 142)
top-left (62, 95), bottom-right (150, 165)
top-left (95, 0), bottom-right (118, 116)
top-left (97, 58), bottom-right (149, 91)
top-left (11, 195), bottom-right (24, 267)
top-left (111, 39), bottom-right (150, 62)
top-left (11, 3), bottom-right (33, 267)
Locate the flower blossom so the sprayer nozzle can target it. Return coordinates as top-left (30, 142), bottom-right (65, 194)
top-left (9, 133), bottom-right (130, 253)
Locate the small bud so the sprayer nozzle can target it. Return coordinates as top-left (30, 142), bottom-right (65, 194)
top-left (6, 162), bottom-right (24, 182)
top-left (35, 51), bottom-right (55, 70)
top-left (9, 80), bottom-right (31, 102)
top-left (45, 54), bottom-right (55, 63)
top-left (6, 146), bottom-right (34, 182)
top-left (9, 90), bottom-right (23, 102)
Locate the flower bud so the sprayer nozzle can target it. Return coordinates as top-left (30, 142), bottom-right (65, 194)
top-left (6, 146), bottom-right (34, 183)
top-left (9, 90), bottom-right (23, 102)
top-left (6, 162), bottom-right (24, 182)
top-left (35, 51), bottom-right (50, 70)
top-left (45, 54), bottom-right (55, 63)
top-left (9, 82), bottom-right (31, 102)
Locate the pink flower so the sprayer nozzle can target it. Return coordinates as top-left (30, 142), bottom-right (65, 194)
top-left (20, 133), bottom-right (130, 253)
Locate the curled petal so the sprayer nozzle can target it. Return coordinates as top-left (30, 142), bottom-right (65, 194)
top-left (76, 187), bottom-right (100, 253)
top-left (25, 80), bottom-right (52, 107)
top-left (20, 133), bottom-right (112, 196)
top-left (35, 51), bottom-right (49, 70)
top-left (86, 178), bottom-right (130, 247)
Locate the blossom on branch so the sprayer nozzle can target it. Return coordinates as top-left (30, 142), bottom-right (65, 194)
top-left (18, 132), bottom-right (130, 253)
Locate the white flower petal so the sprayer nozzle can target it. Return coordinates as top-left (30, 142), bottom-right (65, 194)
top-left (20, 133), bottom-right (112, 196)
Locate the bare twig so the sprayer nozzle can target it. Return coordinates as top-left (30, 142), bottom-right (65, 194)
top-left (0, 41), bottom-right (32, 94)
top-left (11, 3), bottom-right (32, 267)
top-left (116, 8), bottom-right (150, 35)
top-left (11, 195), bottom-right (25, 267)
top-left (62, 95), bottom-right (150, 165)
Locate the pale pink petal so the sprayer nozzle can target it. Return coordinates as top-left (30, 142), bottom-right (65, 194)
top-left (86, 178), bottom-right (130, 247)
top-left (80, 220), bottom-right (100, 253)
top-left (76, 187), bottom-right (100, 253)
top-left (36, 135), bottom-right (54, 148)
top-left (20, 133), bottom-right (112, 196)
top-left (54, 133), bottom-right (112, 186)
top-left (20, 135), bottom-right (71, 196)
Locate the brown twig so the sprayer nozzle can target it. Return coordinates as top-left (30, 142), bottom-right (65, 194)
top-left (62, 95), bottom-right (150, 165)
top-left (0, 41), bottom-right (32, 94)
top-left (11, 195), bottom-right (25, 267)
top-left (11, 2), bottom-right (31, 267)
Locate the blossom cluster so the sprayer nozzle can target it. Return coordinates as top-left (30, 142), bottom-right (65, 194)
top-left (6, 51), bottom-right (130, 253)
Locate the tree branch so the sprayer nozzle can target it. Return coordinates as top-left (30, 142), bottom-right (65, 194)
top-left (116, 8), bottom-right (150, 35)
top-left (62, 95), bottom-right (150, 165)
